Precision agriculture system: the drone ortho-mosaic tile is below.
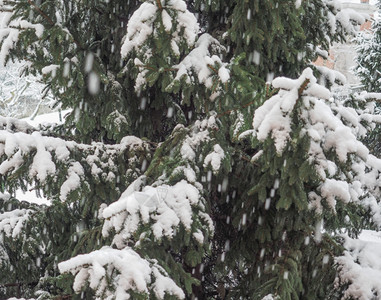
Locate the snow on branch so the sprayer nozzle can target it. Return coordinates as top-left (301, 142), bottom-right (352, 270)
top-left (0, 208), bottom-right (32, 238)
top-left (58, 246), bottom-right (185, 299)
top-left (323, 0), bottom-right (366, 37)
top-left (120, 0), bottom-right (201, 92)
top-left (0, 11), bottom-right (44, 65)
top-left (336, 232), bottom-right (381, 300)
top-left (121, 0), bottom-right (198, 58)
top-left (0, 129), bottom-right (152, 201)
top-left (203, 144), bottom-right (225, 174)
top-left (120, 0), bottom-right (229, 97)
top-left (179, 115), bottom-right (217, 162)
top-left (170, 33), bottom-right (230, 99)
top-left (0, 115), bottom-right (35, 133)
top-left (336, 8), bottom-right (366, 36)
top-left (250, 68), bottom-right (381, 219)
top-left (252, 68), bottom-right (330, 154)
top-left (101, 178), bottom-right (213, 248)
top-left (315, 65), bottom-right (346, 86)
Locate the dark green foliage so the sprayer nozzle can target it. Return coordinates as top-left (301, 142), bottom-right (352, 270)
top-left (0, 0), bottom-right (375, 299)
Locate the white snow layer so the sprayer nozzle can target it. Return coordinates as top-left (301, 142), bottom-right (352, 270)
top-left (0, 11), bottom-right (44, 65)
top-left (121, 0), bottom-right (198, 59)
top-left (102, 179), bottom-right (213, 246)
top-left (0, 120), bottom-right (150, 202)
top-left (253, 68), bottom-right (330, 154)
top-left (172, 33), bottom-right (229, 98)
top-left (251, 68), bottom-right (381, 220)
top-left (120, 0), bottom-right (230, 95)
top-left (203, 144), bottom-right (225, 173)
top-left (0, 208), bottom-right (31, 238)
top-left (336, 232), bottom-right (381, 300)
top-left (180, 115), bottom-right (218, 162)
top-left (58, 246), bottom-right (185, 299)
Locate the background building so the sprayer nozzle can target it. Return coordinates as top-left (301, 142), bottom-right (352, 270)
top-left (315, 0), bottom-right (376, 85)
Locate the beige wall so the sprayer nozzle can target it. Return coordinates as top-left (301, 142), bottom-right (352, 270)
top-left (313, 2), bottom-right (375, 86)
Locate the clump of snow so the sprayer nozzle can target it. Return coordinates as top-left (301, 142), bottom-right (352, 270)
top-left (59, 162), bottom-right (84, 201)
top-left (180, 116), bottom-right (217, 162)
top-left (320, 179), bottom-right (350, 211)
top-left (336, 8), bottom-right (366, 35)
top-left (0, 12), bottom-right (44, 65)
top-left (253, 68), bottom-right (330, 154)
top-left (0, 115), bottom-right (35, 133)
top-left (171, 33), bottom-right (229, 98)
top-left (0, 208), bottom-right (32, 238)
top-left (120, 2), bottom-right (158, 57)
top-left (161, 9), bottom-right (173, 32)
top-left (251, 68), bottom-right (381, 218)
top-left (102, 179), bottom-right (212, 246)
top-left (203, 144), bottom-right (225, 173)
top-left (42, 64), bottom-right (60, 77)
top-left (315, 65), bottom-right (346, 86)
top-left (336, 232), bottom-right (381, 300)
top-left (58, 246), bottom-right (185, 299)
top-left (121, 0), bottom-right (200, 92)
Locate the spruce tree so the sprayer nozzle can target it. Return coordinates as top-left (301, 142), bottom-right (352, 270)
top-left (0, 0), bottom-right (380, 299)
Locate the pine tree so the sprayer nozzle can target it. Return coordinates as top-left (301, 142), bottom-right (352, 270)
top-left (0, 0), bottom-right (380, 299)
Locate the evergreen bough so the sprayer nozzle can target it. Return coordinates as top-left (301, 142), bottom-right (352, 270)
top-left (0, 0), bottom-right (380, 299)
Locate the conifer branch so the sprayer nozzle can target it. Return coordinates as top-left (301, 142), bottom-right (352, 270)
top-left (298, 78), bottom-right (310, 98)
top-left (164, 67), bottom-right (178, 72)
top-left (137, 64), bottom-right (157, 71)
top-left (216, 98), bottom-right (257, 118)
top-left (135, 63), bottom-right (178, 73)
top-left (216, 86), bottom-right (279, 118)
top-left (156, 0), bottom-right (163, 10)
top-left (211, 78), bottom-right (219, 94)
top-left (27, 0), bottom-right (54, 26)
top-left (207, 64), bottom-right (218, 74)
top-left (54, 295), bottom-right (72, 300)
top-left (265, 83), bottom-right (272, 98)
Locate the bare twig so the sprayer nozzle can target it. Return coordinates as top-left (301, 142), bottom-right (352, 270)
top-left (156, 0), bottom-right (163, 10)
top-left (298, 78), bottom-right (310, 98)
top-left (27, 0), bottom-right (54, 25)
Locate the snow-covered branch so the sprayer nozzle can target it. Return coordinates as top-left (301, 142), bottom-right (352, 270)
top-left (0, 208), bottom-right (32, 238)
top-left (58, 246), bottom-right (185, 300)
top-left (336, 232), bottom-right (381, 300)
top-left (0, 130), bottom-right (153, 201)
top-left (101, 179), bottom-right (213, 248)
top-left (169, 33), bottom-right (230, 100)
top-left (247, 68), bottom-right (381, 220)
